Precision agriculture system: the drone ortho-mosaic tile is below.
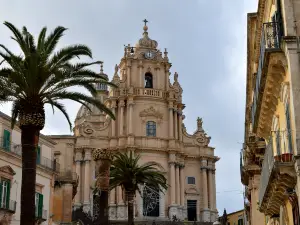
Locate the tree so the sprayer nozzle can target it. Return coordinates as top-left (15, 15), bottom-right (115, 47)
top-left (0, 22), bottom-right (115, 225)
top-left (110, 151), bottom-right (168, 225)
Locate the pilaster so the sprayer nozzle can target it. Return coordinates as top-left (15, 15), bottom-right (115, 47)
top-left (83, 148), bottom-right (92, 205)
top-left (200, 159), bottom-right (210, 222)
top-left (74, 149), bottom-right (83, 208)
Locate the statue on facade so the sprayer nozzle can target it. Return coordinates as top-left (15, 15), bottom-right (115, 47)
top-left (220, 209), bottom-right (228, 225)
top-left (197, 117), bottom-right (203, 131)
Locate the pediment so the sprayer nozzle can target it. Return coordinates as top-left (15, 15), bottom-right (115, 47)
top-left (139, 107), bottom-right (163, 119)
top-left (0, 165), bottom-right (16, 176)
top-left (185, 186), bottom-right (200, 195)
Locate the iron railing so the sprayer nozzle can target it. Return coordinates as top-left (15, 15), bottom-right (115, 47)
top-left (0, 200), bottom-right (17, 212)
top-left (0, 138), bottom-right (60, 172)
top-left (258, 131), bottom-right (294, 207)
top-left (251, 21), bottom-right (282, 126)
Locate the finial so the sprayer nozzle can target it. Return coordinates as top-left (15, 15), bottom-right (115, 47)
top-left (114, 64), bottom-right (119, 74)
top-left (143, 19), bottom-right (148, 32)
top-left (100, 62), bottom-right (104, 74)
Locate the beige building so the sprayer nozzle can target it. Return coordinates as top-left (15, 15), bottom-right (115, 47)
top-left (50, 21), bottom-right (219, 222)
top-left (0, 111), bottom-right (58, 225)
top-left (241, 0), bottom-right (300, 225)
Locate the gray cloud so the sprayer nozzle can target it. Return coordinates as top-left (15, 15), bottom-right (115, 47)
top-left (0, 0), bottom-right (258, 214)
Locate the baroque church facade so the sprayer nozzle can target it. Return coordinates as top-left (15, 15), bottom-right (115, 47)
top-left (50, 21), bottom-right (219, 223)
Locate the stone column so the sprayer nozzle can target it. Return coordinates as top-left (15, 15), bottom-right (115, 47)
top-left (138, 186), bottom-right (144, 217)
top-left (159, 190), bottom-right (165, 218)
top-left (180, 165), bottom-right (185, 206)
top-left (169, 162), bottom-right (176, 205)
top-left (178, 109), bottom-right (183, 141)
top-left (174, 107), bottom-right (178, 140)
top-left (201, 159), bottom-right (209, 222)
top-left (128, 99), bottom-right (134, 135)
top-left (117, 186), bottom-right (124, 204)
top-left (83, 148), bottom-right (92, 205)
top-left (138, 61), bottom-right (144, 87)
top-left (127, 61), bottom-right (131, 87)
top-left (74, 149), bottom-right (82, 207)
top-left (119, 100), bottom-right (125, 136)
top-left (175, 164), bottom-right (180, 204)
top-left (169, 103), bottom-right (174, 138)
top-left (110, 188), bottom-right (116, 204)
top-left (208, 169), bottom-right (213, 210)
top-left (111, 101), bottom-right (117, 136)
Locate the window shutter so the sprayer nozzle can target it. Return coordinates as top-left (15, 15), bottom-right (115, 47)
top-left (36, 146), bottom-right (41, 164)
top-left (38, 193), bottom-right (43, 217)
top-left (6, 180), bottom-right (10, 209)
top-left (285, 103), bottom-right (293, 153)
top-left (3, 130), bottom-right (10, 151)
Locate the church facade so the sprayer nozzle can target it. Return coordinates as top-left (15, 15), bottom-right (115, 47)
top-left (50, 21), bottom-right (219, 223)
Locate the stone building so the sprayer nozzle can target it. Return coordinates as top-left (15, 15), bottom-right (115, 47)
top-left (0, 111), bottom-right (58, 225)
top-left (51, 21), bottom-right (219, 222)
top-left (241, 0), bottom-right (300, 225)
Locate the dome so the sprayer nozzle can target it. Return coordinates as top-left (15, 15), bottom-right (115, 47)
top-left (76, 103), bottom-right (104, 120)
top-left (136, 20), bottom-right (158, 49)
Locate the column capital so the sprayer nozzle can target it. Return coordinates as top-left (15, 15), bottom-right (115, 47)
top-left (168, 161), bottom-right (176, 166)
top-left (119, 99), bottom-right (125, 107)
top-left (84, 148), bottom-right (92, 161)
top-left (111, 100), bottom-right (117, 108)
top-left (75, 151), bottom-right (83, 162)
top-left (92, 148), bottom-right (114, 161)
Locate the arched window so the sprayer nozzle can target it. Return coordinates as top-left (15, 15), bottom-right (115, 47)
top-left (144, 73), bottom-right (153, 88)
top-left (146, 121), bottom-right (156, 137)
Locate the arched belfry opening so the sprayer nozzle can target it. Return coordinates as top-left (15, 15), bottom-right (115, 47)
top-left (145, 72), bottom-right (153, 88)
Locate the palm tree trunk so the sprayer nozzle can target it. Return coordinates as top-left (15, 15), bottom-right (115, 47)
top-left (99, 190), bottom-right (109, 225)
top-left (20, 126), bottom-right (39, 225)
top-left (127, 191), bottom-right (135, 225)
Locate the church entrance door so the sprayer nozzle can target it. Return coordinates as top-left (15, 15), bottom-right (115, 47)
top-left (187, 200), bottom-right (197, 221)
top-left (143, 186), bottom-right (160, 217)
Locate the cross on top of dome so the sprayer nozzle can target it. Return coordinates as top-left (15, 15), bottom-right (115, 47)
top-left (136, 19), bottom-right (158, 49)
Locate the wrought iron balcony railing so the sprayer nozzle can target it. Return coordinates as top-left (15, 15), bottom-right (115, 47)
top-left (258, 131), bottom-right (294, 208)
top-left (0, 200), bottom-right (17, 213)
top-left (251, 21), bottom-right (282, 127)
top-left (0, 137), bottom-right (60, 172)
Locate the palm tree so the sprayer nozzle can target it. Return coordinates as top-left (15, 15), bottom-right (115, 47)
top-left (110, 151), bottom-right (168, 225)
top-left (0, 22), bottom-right (115, 225)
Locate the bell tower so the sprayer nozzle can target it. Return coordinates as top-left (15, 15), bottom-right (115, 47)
top-left (107, 19), bottom-right (184, 149)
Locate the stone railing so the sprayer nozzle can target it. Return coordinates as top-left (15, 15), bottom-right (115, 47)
top-left (134, 88), bottom-right (167, 99)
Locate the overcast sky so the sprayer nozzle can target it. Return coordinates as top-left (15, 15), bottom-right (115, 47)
top-left (1, 0), bottom-right (258, 215)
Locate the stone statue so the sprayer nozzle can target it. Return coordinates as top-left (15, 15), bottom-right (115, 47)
top-left (174, 72), bottom-right (178, 82)
top-left (114, 64), bottom-right (119, 75)
top-left (220, 209), bottom-right (228, 225)
top-left (197, 117), bottom-right (203, 130)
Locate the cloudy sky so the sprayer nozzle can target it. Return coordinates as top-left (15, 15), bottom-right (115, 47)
top-left (1, 0), bottom-right (258, 215)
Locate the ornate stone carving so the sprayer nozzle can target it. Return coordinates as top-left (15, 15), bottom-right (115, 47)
top-left (139, 106), bottom-right (163, 121)
top-left (92, 148), bottom-right (114, 161)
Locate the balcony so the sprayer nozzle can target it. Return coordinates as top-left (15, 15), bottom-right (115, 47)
top-left (258, 131), bottom-right (296, 215)
top-left (55, 170), bottom-right (78, 184)
top-left (240, 148), bottom-right (261, 186)
top-left (0, 138), bottom-right (60, 172)
top-left (251, 21), bottom-right (286, 138)
top-left (0, 200), bottom-right (17, 213)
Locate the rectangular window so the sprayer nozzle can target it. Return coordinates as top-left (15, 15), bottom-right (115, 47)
top-left (146, 121), bottom-right (156, 137)
top-left (36, 146), bottom-right (41, 165)
top-left (238, 219), bottom-right (243, 225)
top-left (0, 179), bottom-right (10, 209)
top-left (3, 130), bottom-right (11, 151)
top-left (35, 192), bottom-right (43, 218)
top-left (187, 177), bottom-right (195, 185)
